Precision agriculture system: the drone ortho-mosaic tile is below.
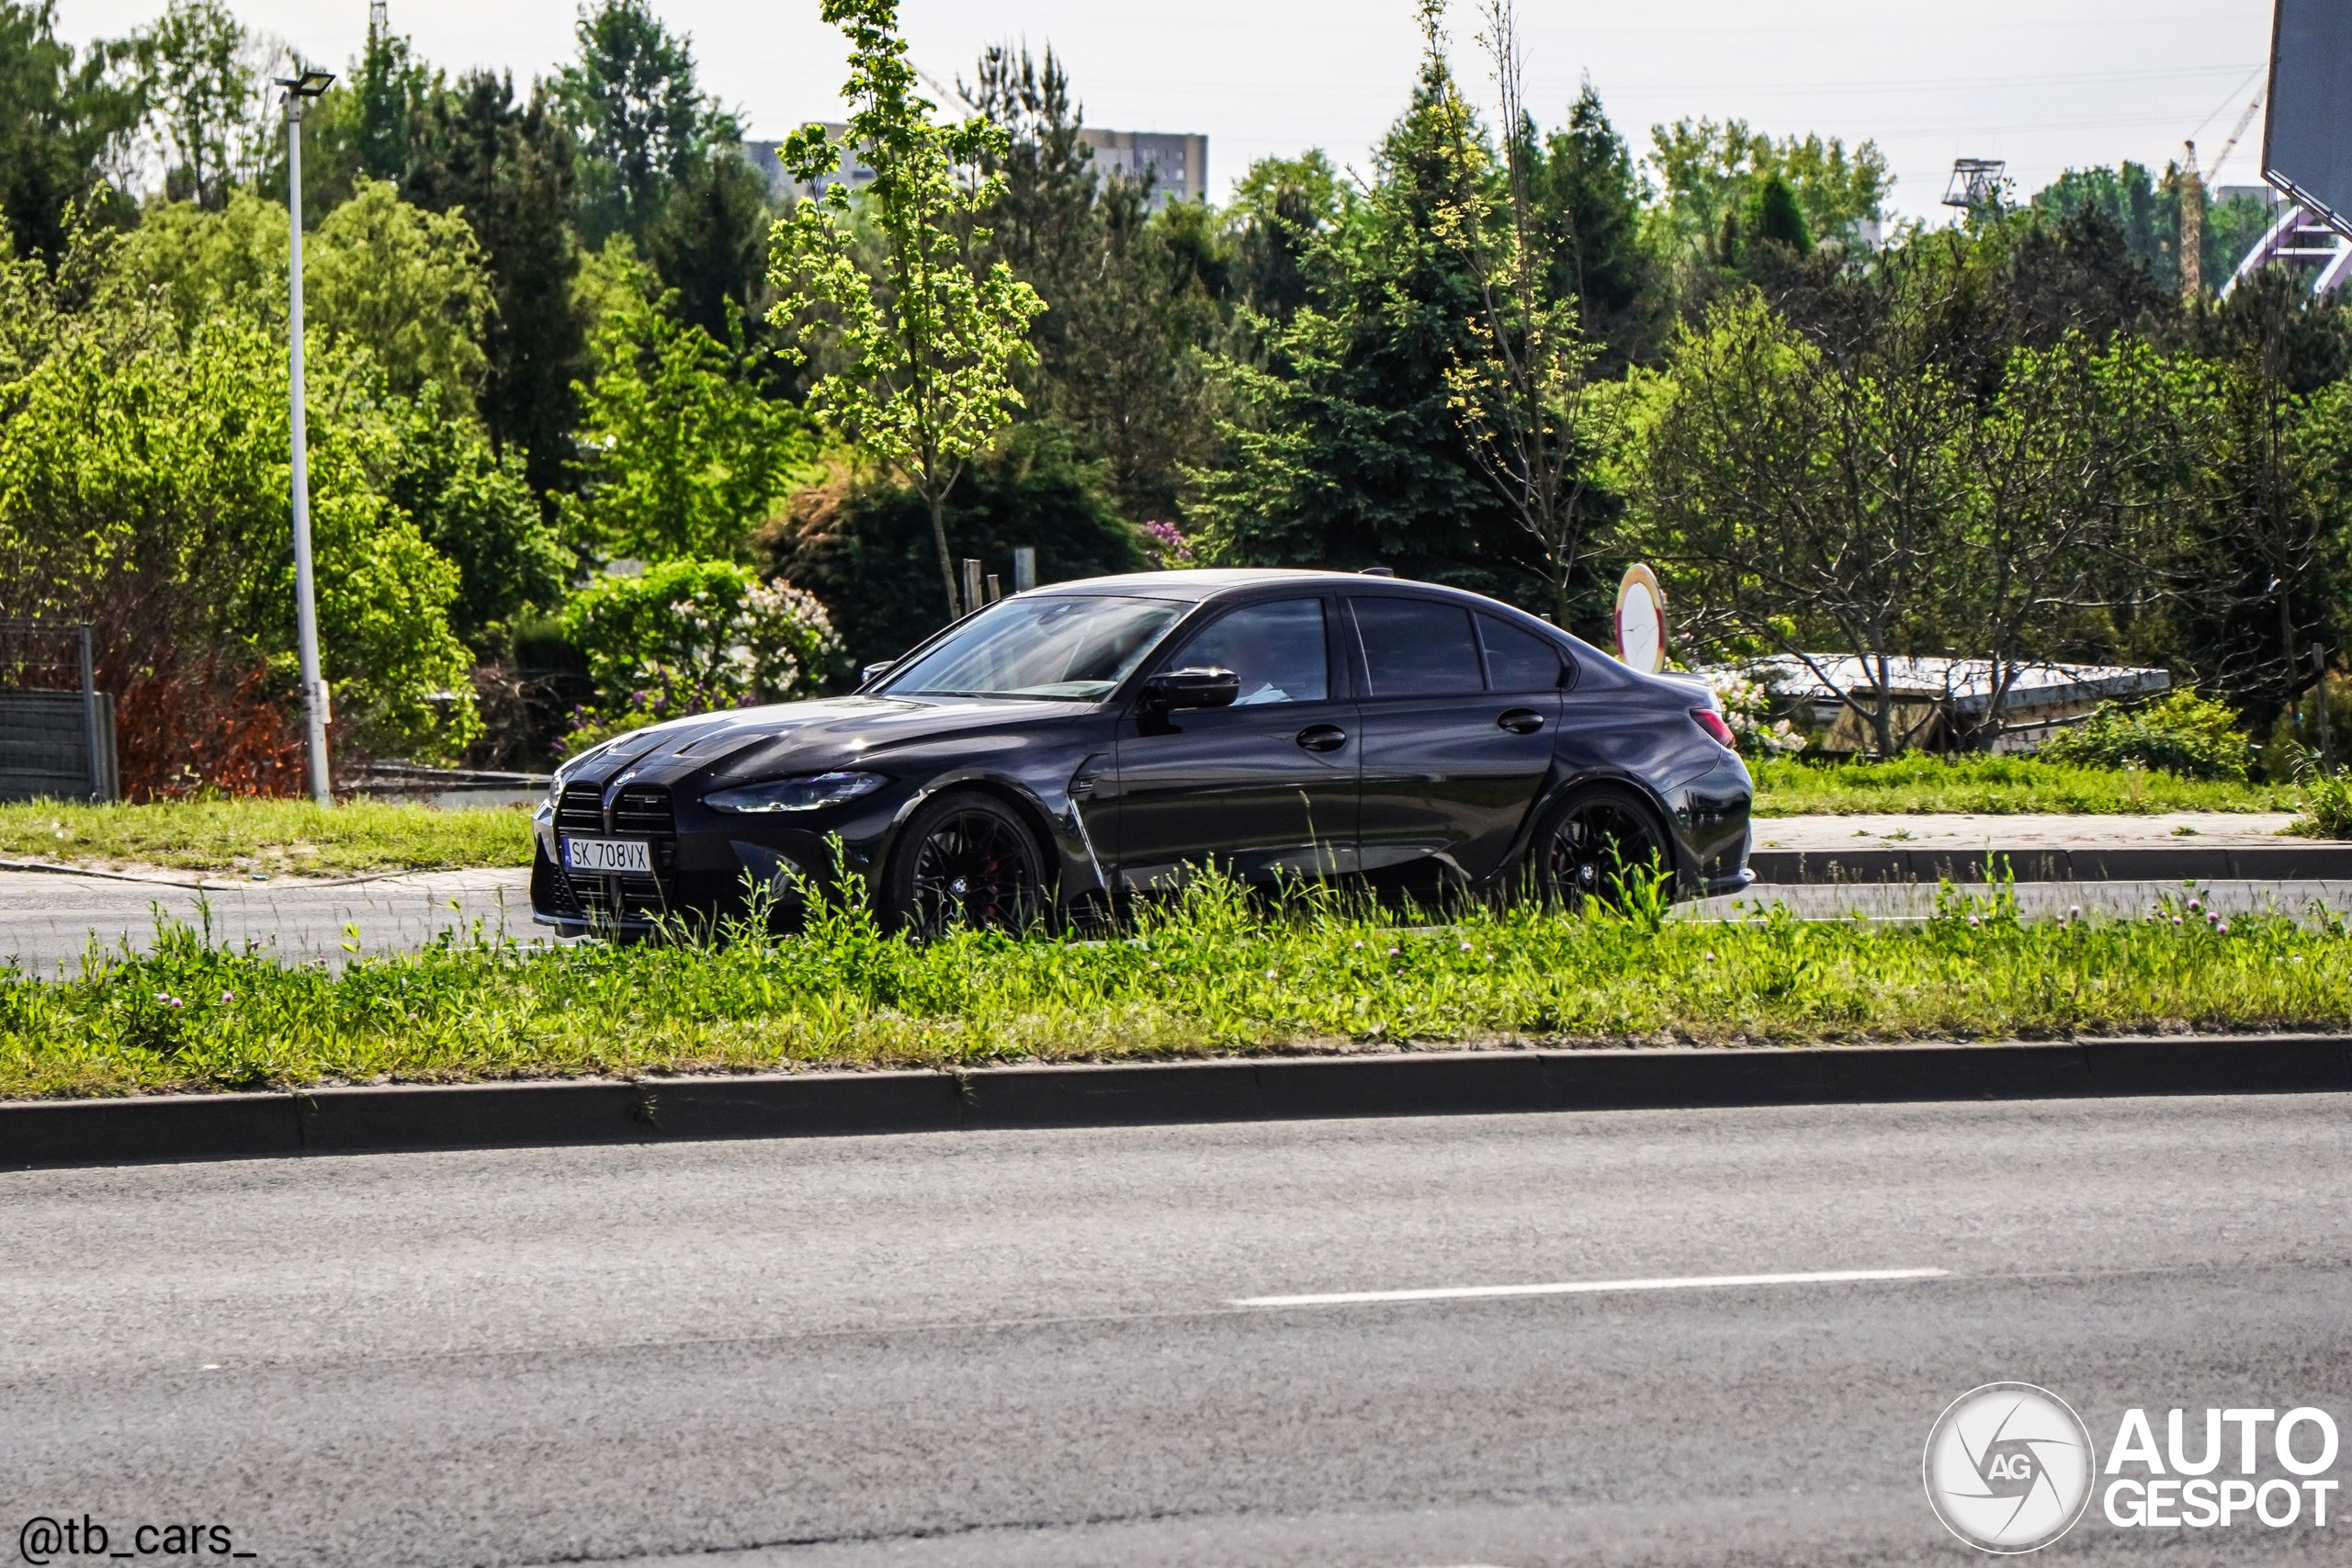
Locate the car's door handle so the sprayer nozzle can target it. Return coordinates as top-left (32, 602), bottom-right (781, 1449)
top-left (1295, 724), bottom-right (1349, 752)
top-left (1498, 708), bottom-right (1546, 735)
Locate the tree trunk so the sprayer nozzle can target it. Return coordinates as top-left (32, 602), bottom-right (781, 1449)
top-left (929, 488), bottom-right (958, 621)
top-left (1871, 649), bottom-right (1894, 757)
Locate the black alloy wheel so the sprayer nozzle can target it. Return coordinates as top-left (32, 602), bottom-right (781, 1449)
top-left (887, 792), bottom-right (1046, 936)
top-left (1537, 785), bottom-right (1670, 908)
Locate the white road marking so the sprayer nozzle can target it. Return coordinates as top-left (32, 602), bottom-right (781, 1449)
top-left (1232, 1267), bottom-right (1949, 1308)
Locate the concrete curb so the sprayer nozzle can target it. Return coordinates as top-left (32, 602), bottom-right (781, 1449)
top-left (1747, 843), bottom-right (2352, 885)
top-left (6, 1035), bottom-right (2349, 1170)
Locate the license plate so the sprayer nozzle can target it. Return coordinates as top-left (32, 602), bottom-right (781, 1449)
top-left (563, 837), bottom-right (651, 874)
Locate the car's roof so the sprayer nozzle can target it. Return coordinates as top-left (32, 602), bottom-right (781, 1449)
top-left (1034, 567), bottom-right (1555, 607)
top-left (1034, 568), bottom-right (1354, 603)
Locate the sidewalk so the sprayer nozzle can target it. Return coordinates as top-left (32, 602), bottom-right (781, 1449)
top-left (1746, 813), bottom-right (2350, 885)
top-left (0, 866), bottom-right (542, 975)
top-left (1752, 812), bottom-right (2300, 851)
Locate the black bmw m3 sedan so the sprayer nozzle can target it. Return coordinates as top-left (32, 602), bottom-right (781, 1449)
top-left (530, 569), bottom-right (1754, 935)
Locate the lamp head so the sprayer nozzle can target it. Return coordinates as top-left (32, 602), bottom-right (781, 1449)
top-left (274, 69), bottom-right (336, 99)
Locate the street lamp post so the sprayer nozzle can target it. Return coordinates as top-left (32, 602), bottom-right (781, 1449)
top-left (277, 67), bottom-right (336, 807)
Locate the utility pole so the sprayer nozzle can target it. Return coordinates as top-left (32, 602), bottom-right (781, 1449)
top-left (277, 67), bottom-right (337, 807)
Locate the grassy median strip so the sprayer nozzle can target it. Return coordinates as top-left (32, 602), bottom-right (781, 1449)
top-left (1750, 755), bottom-right (2299, 817)
top-left (0, 799), bottom-right (536, 876)
top-left (4, 877), bottom-right (2346, 1100)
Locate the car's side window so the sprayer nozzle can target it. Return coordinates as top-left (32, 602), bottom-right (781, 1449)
top-left (1478, 614), bottom-right (1565, 692)
top-left (1351, 597), bottom-right (1486, 697)
top-left (1163, 598), bottom-right (1330, 705)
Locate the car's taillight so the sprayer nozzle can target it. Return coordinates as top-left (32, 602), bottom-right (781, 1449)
top-left (1690, 708), bottom-right (1736, 749)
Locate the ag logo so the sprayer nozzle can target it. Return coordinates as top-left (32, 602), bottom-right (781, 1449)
top-left (1923, 1382), bottom-right (2097, 1552)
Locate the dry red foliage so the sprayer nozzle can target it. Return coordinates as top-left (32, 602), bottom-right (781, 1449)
top-left (111, 652), bottom-right (309, 801)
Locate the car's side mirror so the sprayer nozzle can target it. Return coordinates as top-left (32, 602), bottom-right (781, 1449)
top-left (1143, 666), bottom-right (1241, 712)
top-left (860, 660), bottom-right (896, 687)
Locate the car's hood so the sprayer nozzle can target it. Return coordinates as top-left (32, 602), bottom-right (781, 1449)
top-left (556, 694), bottom-right (1098, 788)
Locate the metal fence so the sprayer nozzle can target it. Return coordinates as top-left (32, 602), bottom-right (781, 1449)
top-left (0, 620), bottom-right (119, 803)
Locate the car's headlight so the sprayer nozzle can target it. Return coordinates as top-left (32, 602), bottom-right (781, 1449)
top-left (703, 772), bottom-right (888, 814)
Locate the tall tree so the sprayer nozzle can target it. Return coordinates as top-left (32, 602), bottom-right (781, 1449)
top-left (555, 0), bottom-right (725, 246)
top-left (0, 1), bottom-right (141, 263)
top-left (353, 15), bottom-right (436, 185)
top-left (646, 142), bottom-right (773, 343)
top-left (1524, 83), bottom-right (1655, 370)
top-left (1224, 151), bottom-right (1342, 327)
top-left (1194, 14), bottom-right (1521, 599)
top-left (1442, 0), bottom-right (1611, 625)
top-left (769, 0), bottom-right (1046, 621)
top-left (408, 72), bottom-right (589, 501)
top-left (132, 0), bottom-right (268, 212)
top-left (967, 40), bottom-right (1221, 520)
top-left (1646, 117), bottom-right (1890, 262)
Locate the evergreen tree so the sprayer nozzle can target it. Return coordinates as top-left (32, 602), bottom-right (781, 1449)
top-left (646, 143), bottom-right (773, 344)
top-left (967, 41), bottom-right (1223, 520)
top-left (408, 72), bottom-right (590, 502)
top-left (1224, 152), bottom-right (1342, 327)
top-left (1525, 84), bottom-right (1655, 369)
top-left (1747, 172), bottom-right (1811, 254)
top-left (1194, 30), bottom-right (1526, 596)
top-left (354, 17), bottom-right (436, 185)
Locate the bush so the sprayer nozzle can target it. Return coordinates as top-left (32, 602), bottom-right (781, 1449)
top-left (556, 559), bottom-right (849, 752)
top-left (2038, 689), bottom-right (2253, 781)
top-left (758, 423), bottom-right (1147, 669)
top-left (1702, 666), bottom-right (1807, 759)
top-left (0, 229), bottom-right (481, 771)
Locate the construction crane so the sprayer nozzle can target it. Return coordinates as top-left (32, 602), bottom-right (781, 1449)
top-left (2205, 90), bottom-right (2266, 186)
top-left (2181, 91), bottom-right (2266, 300)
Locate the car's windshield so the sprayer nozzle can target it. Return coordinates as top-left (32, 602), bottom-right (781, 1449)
top-left (877, 594), bottom-right (1187, 701)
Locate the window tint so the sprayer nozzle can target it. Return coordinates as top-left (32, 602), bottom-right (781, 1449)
top-left (1351, 597), bottom-right (1485, 697)
top-left (1164, 598), bottom-right (1329, 705)
top-left (1479, 614), bottom-right (1565, 692)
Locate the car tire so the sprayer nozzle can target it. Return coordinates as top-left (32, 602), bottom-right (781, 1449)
top-left (882, 790), bottom-right (1050, 936)
top-left (1531, 784), bottom-right (1673, 908)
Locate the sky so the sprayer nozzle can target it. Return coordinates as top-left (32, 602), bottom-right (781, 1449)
top-left (57, 0), bottom-right (2281, 221)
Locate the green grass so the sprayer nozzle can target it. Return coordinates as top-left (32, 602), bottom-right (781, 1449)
top-left (1751, 754), bottom-right (2301, 817)
top-left (0, 798), bottom-right (536, 875)
top-left (6, 875), bottom-right (2345, 1100)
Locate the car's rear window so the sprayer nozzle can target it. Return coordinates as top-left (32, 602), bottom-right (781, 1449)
top-left (1351, 597), bottom-right (1486, 697)
top-left (1479, 614), bottom-right (1566, 692)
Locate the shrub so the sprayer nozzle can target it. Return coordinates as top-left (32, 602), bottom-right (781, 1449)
top-left (557, 560), bottom-right (849, 752)
top-left (2038, 689), bottom-right (2253, 781)
top-left (1702, 666), bottom-right (1807, 759)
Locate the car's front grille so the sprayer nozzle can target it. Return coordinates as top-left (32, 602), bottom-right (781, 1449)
top-left (556, 783), bottom-right (605, 836)
top-left (612, 784), bottom-right (674, 836)
top-left (552, 781), bottom-right (675, 925)
top-left (573, 874), bottom-right (669, 923)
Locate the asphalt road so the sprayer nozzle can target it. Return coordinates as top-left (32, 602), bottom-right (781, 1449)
top-left (6, 1095), bottom-right (2349, 1566)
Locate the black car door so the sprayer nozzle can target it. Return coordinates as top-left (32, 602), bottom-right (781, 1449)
top-left (1351, 596), bottom-right (1564, 889)
top-left (1108, 595), bottom-right (1359, 890)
